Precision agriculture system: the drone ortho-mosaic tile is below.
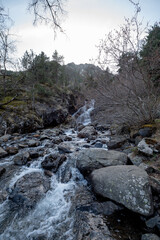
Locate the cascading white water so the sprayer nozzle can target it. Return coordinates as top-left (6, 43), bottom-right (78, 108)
top-left (73, 99), bottom-right (95, 126)
top-left (0, 132), bottom-right (87, 240)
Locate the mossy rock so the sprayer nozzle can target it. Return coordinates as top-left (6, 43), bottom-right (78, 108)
top-left (142, 124), bottom-right (156, 128)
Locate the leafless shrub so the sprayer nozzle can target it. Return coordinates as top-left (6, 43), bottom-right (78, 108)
top-left (90, 1), bottom-right (160, 126)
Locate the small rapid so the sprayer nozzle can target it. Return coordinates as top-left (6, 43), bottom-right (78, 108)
top-left (0, 129), bottom-right (88, 240)
top-left (0, 99), bottom-right (107, 240)
top-left (1, 167), bottom-right (85, 240)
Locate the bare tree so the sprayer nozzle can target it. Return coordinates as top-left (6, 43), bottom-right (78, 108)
top-left (28, 0), bottom-right (66, 33)
top-left (91, 1), bottom-right (160, 125)
top-left (0, 29), bottom-right (17, 97)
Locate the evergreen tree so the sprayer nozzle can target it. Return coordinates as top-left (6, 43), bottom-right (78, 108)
top-left (140, 23), bottom-right (160, 86)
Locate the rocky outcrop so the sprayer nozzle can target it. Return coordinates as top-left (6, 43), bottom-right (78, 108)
top-left (91, 165), bottom-right (153, 216)
top-left (76, 148), bottom-right (128, 174)
top-left (43, 108), bottom-right (68, 127)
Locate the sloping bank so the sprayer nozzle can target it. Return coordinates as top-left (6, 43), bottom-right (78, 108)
top-left (0, 92), bottom-right (77, 137)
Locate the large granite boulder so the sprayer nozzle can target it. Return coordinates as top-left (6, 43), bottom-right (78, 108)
top-left (91, 165), bottom-right (153, 216)
top-left (76, 148), bottom-right (128, 174)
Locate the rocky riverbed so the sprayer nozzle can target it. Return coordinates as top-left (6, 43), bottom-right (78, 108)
top-left (0, 123), bottom-right (160, 240)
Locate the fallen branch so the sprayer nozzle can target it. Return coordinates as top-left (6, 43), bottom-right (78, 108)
top-left (0, 94), bottom-right (18, 108)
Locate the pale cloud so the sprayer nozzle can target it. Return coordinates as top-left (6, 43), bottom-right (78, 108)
top-left (7, 0), bottom-right (160, 64)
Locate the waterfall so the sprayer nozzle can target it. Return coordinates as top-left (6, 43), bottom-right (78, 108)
top-left (73, 99), bottom-right (95, 126)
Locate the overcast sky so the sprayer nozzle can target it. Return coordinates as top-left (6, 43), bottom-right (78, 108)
top-left (2, 0), bottom-right (160, 64)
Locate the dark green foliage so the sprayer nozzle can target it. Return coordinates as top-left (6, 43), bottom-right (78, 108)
top-left (140, 23), bottom-right (160, 86)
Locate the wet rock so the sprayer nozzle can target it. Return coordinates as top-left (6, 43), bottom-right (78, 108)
top-left (41, 153), bottom-right (66, 172)
top-left (145, 216), bottom-right (160, 229)
top-left (30, 151), bottom-right (39, 159)
top-left (0, 147), bottom-right (8, 158)
top-left (0, 134), bottom-right (11, 142)
top-left (58, 142), bottom-right (74, 154)
top-left (76, 148), bottom-right (128, 174)
top-left (94, 142), bottom-right (103, 148)
top-left (5, 146), bottom-right (18, 155)
top-left (44, 170), bottom-right (53, 177)
top-left (74, 211), bottom-right (114, 240)
top-left (62, 135), bottom-right (72, 141)
top-left (52, 136), bottom-right (63, 144)
top-left (13, 152), bottom-right (30, 165)
top-left (40, 134), bottom-right (51, 141)
top-left (78, 126), bottom-right (97, 138)
top-left (0, 190), bottom-right (8, 203)
top-left (141, 234), bottom-right (160, 240)
top-left (9, 171), bottom-right (50, 207)
top-left (28, 139), bottom-right (39, 147)
top-left (18, 143), bottom-right (28, 148)
top-left (73, 186), bottom-right (114, 240)
top-left (0, 167), bottom-right (6, 177)
top-left (82, 144), bottom-right (91, 148)
top-left (91, 165), bottom-right (153, 216)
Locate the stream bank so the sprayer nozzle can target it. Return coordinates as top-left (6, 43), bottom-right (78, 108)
top-left (0, 101), bottom-right (160, 239)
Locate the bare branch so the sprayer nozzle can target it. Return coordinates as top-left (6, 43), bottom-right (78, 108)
top-left (28, 0), bottom-right (66, 34)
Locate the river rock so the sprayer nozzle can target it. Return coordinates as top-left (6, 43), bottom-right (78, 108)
top-left (76, 148), bottom-right (128, 174)
top-left (58, 142), bottom-right (74, 153)
top-left (149, 176), bottom-right (160, 194)
top-left (78, 126), bottom-right (97, 138)
top-left (9, 171), bottom-right (50, 207)
top-left (0, 147), bottom-right (8, 158)
top-left (91, 165), bottom-right (153, 216)
top-left (138, 139), bottom-right (153, 156)
top-left (13, 151), bottom-right (30, 165)
top-left (41, 153), bottom-right (66, 172)
top-left (5, 146), bottom-right (19, 155)
top-left (0, 167), bottom-right (6, 177)
top-left (29, 151), bottom-right (39, 159)
top-left (141, 233), bottom-right (160, 240)
top-left (28, 139), bottom-right (39, 147)
top-left (0, 134), bottom-right (11, 142)
top-left (107, 135), bottom-right (128, 149)
top-left (74, 211), bottom-right (114, 240)
top-left (128, 152), bottom-right (143, 166)
top-left (73, 186), bottom-right (114, 240)
top-left (0, 190), bottom-right (7, 203)
top-left (145, 216), bottom-right (160, 229)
